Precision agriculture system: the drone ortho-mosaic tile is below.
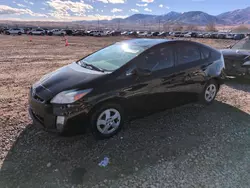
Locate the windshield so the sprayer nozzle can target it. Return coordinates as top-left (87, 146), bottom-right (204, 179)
top-left (78, 43), bottom-right (145, 71)
top-left (232, 38), bottom-right (250, 50)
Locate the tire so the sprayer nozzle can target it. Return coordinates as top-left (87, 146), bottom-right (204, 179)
top-left (41, 33), bottom-right (44, 36)
top-left (90, 103), bottom-right (124, 139)
top-left (199, 79), bottom-right (219, 105)
top-left (18, 32), bottom-right (22, 35)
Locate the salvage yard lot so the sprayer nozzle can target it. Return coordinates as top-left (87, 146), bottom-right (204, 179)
top-left (0, 35), bottom-right (250, 187)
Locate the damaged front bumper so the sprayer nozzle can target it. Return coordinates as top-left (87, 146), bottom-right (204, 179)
top-left (28, 91), bottom-right (90, 133)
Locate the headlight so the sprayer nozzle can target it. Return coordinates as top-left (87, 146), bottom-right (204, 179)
top-left (50, 89), bottom-right (93, 104)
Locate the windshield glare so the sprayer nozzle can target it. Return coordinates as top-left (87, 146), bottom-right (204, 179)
top-left (78, 43), bottom-right (145, 71)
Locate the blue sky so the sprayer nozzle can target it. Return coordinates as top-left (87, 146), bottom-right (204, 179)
top-left (0, 0), bottom-right (249, 21)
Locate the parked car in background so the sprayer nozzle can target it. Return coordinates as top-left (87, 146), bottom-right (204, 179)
top-left (72, 30), bottom-right (86, 36)
top-left (197, 32), bottom-right (204, 38)
top-left (146, 31), bottom-right (154, 37)
top-left (92, 30), bottom-right (105, 36)
top-left (210, 33), bottom-right (218, 39)
top-left (234, 33), bottom-right (245, 40)
top-left (152, 32), bottom-right (160, 36)
top-left (138, 31), bottom-right (148, 37)
top-left (48, 29), bottom-right (66, 36)
top-left (221, 37), bottom-right (250, 78)
top-left (5, 28), bottom-right (25, 35)
top-left (158, 32), bottom-right (169, 37)
top-left (217, 33), bottom-right (226, 39)
top-left (28, 28), bottom-right (45, 35)
top-left (174, 32), bottom-right (182, 37)
top-left (64, 29), bottom-right (73, 36)
top-left (184, 32), bottom-right (193, 38)
top-left (179, 32), bottom-right (188, 37)
top-left (121, 31), bottom-right (128, 35)
top-left (204, 33), bottom-right (212, 38)
top-left (128, 31), bottom-right (137, 36)
top-left (225, 33), bottom-right (235, 39)
top-left (29, 39), bottom-right (225, 138)
top-left (110, 30), bottom-right (121, 36)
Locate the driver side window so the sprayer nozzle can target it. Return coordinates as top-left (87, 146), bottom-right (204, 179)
top-left (137, 45), bottom-right (174, 71)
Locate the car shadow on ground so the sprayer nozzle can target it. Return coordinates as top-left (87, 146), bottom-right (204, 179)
top-left (1, 101), bottom-right (250, 187)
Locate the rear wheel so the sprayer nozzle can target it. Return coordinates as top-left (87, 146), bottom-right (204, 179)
top-left (90, 103), bottom-right (124, 139)
top-left (18, 32), bottom-right (22, 35)
top-left (199, 80), bottom-right (219, 105)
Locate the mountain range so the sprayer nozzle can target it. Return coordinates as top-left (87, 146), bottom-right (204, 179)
top-left (83, 6), bottom-right (250, 26)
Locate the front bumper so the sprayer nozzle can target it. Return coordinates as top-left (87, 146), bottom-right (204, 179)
top-left (28, 89), bottom-right (90, 133)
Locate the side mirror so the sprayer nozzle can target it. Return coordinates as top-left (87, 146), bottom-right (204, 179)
top-left (242, 61), bottom-right (250, 67)
top-left (227, 45), bottom-right (232, 49)
top-left (136, 68), bottom-right (152, 76)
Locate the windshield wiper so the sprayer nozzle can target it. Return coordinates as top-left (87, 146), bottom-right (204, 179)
top-left (78, 61), bottom-right (105, 72)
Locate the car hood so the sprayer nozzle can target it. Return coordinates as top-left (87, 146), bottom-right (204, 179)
top-left (33, 62), bottom-right (107, 101)
top-left (220, 49), bottom-right (250, 56)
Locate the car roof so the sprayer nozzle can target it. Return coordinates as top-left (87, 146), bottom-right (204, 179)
top-left (119, 38), bottom-right (169, 48)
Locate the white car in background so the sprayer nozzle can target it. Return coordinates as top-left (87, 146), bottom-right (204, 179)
top-left (28, 28), bottom-right (45, 35)
top-left (48, 29), bottom-right (66, 36)
top-left (5, 28), bottom-right (25, 35)
top-left (92, 30), bottom-right (106, 37)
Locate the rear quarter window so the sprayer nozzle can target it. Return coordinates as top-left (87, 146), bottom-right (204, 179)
top-left (176, 43), bottom-right (201, 65)
top-left (200, 46), bottom-right (220, 61)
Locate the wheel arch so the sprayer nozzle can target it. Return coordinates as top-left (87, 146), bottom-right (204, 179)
top-left (87, 97), bottom-right (127, 118)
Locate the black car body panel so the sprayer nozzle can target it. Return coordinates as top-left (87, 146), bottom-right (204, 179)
top-left (29, 39), bottom-right (226, 132)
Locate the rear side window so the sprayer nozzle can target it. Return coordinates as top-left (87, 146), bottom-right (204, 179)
top-left (137, 45), bottom-right (174, 71)
top-left (175, 43), bottom-right (201, 65)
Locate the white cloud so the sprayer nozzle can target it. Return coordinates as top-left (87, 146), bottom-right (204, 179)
top-left (141, 0), bottom-right (154, 3)
top-left (23, 0), bottom-right (34, 5)
top-left (97, 0), bottom-right (126, 3)
top-left (111, 8), bottom-right (122, 13)
top-left (136, 3), bottom-right (147, 7)
top-left (131, 8), bottom-right (139, 13)
top-left (47, 0), bottom-right (93, 18)
top-left (17, 3), bottom-right (26, 8)
top-left (159, 4), bottom-right (163, 8)
top-left (144, 8), bottom-right (152, 12)
top-left (0, 5), bottom-right (47, 17)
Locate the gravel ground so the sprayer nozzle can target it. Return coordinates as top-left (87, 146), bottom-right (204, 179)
top-left (0, 35), bottom-right (250, 188)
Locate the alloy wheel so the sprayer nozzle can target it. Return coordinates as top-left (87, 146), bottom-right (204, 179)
top-left (205, 84), bottom-right (217, 102)
top-left (96, 108), bottom-right (121, 135)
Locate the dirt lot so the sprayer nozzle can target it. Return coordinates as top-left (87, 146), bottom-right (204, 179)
top-left (0, 35), bottom-right (250, 188)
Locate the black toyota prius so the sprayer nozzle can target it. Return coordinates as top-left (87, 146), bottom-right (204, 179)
top-left (29, 39), bottom-right (225, 139)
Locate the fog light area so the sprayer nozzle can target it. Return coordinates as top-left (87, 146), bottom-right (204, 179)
top-left (56, 116), bottom-right (65, 131)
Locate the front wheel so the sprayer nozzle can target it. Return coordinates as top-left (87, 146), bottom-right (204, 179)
top-left (90, 103), bottom-right (124, 139)
top-left (199, 80), bottom-right (219, 105)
